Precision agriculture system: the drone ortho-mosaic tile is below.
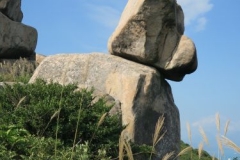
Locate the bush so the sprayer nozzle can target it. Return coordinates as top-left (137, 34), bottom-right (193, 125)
top-left (0, 79), bottom-right (123, 159)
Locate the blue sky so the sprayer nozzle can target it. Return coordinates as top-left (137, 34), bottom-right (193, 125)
top-left (22, 0), bottom-right (240, 159)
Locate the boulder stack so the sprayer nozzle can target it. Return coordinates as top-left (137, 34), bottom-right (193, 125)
top-left (30, 0), bottom-right (198, 159)
top-left (0, 0), bottom-right (37, 60)
top-left (108, 0), bottom-right (197, 81)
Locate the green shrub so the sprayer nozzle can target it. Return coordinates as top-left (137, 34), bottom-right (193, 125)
top-left (0, 79), bottom-right (123, 159)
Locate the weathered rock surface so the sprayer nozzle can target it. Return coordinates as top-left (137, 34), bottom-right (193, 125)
top-left (0, 0), bottom-right (23, 22)
top-left (161, 35), bottom-right (197, 81)
top-left (108, 0), bottom-right (197, 81)
top-left (0, 12), bottom-right (37, 59)
top-left (36, 53), bottom-right (46, 64)
top-left (30, 53), bottom-right (180, 159)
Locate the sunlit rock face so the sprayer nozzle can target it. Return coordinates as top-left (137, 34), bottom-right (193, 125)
top-left (108, 0), bottom-right (197, 81)
top-left (30, 53), bottom-right (180, 160)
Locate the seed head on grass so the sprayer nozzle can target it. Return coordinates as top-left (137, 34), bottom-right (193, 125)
top-left (215, 113), bottom-right (220, 133)
top-left (216, 136), bottom-right (224, 156)
top-left (175, 146), bottom-right (192, 159)
top-left (224, 120), bottom-right (230, 136)
top-left (199, 126), bottom-right (209, 145)
top-left (97, 112), bottom-right (108, 127)
top-left (16, 96), bottom-right (26, 109)
top-left (198, 142), bottom-right (204, 159)
top-left (186, 122), bottom-right (192, 145)
top-left (153, 115), bottom-right (165, 146)
top-left (162, 151), bottom-right (175, 160)
top-left (221, 136), bottom-right (240, 153)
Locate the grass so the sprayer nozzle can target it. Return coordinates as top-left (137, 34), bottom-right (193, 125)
top-left (0, 58), bottom-right (37, 83)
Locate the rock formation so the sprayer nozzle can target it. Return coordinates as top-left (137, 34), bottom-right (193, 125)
top-left (0, 0), bottom-right (37, 60)
top-left (108, 0), bottom-right (197, 81)
top-left (29, 0), bottom-right (198, 159)
top-left (29, 53), bottom-right (180, 159)
top-left (0, 0), bottom-right (23, 22)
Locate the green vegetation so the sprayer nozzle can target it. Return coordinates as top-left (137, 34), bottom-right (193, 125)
top-left (179, 141), bottom-right (216, 160)
top-left (0, 80), bottom-right (124, 159)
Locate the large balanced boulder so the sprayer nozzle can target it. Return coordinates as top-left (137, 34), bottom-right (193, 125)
top-left (108, 0), bottom-right (197, 81)
top-left (0, 12), bottom-right (37, 59)
top-left (30, 53), bottom-right (180, 159)
top-left (0, 0), bottom-right (23, 22)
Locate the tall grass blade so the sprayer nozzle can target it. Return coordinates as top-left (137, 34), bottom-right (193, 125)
top-left (119, 133), bottom-right (124, 160)
top-left (216, 136), bottom-right (224, 156)
top-left (162, 151), bottom-right (174, 160)
top-left (198, 142), bottom-right (204, 159)
top-left (221, 136), bottom-right (240, 153)
top-left (124, 139), bottom-right (134, 160)
top-left (186, 122), bottom-right (192, 145)
top-left (153, 115), bottom-right (165, 146)
top-left (97, 112), bottom-right (108, 127)
top-left (215, 113), bottom-right (220, 133)
top-left (224, 120), bottom-right (230, 136)
top-left (199, 126), bottom-right (209, 145)
top-left (150, 115), bottom-right (165, 159)
top-left (16, 96), bottom-right (26, 109)
top-left (175, 146), bottom-right (192, 158)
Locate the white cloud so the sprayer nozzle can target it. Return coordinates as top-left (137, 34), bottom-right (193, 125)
top-left (195, 17), bottom-right (207, 31)
top-left (192, 115), bottom-right (215, 128)
top-left (177, 0), bottom-right (213, 31)
top-left (86, 4), bottom-right (121, 29)
top-left (191, 114), bottom-right (240, 134)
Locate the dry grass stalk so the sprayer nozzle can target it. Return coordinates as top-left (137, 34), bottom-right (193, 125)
top-left (221, 136), bottom-right (240, 153)
top-left (198, 142), bottom-right (204, 159)
top-left (175, 146), bottom-right (192, 158)
top-left (162, 151), bottom-right (175, 160)
top-left (16, 96), bottom-right (26, 109)
top-left (212, 154), bottom-right (215, 160)
top-left (215, 113), bottom-right (220, 133)
top-left (118, 133), bottom-right (124, 160)
top-left (199, 126), bottom-right (209, 145)
top-left (216, 136), bottom-right (224, 156)
top-left (153, 115), bottom-right (165, 146)
top-left (224, 120), bottom-right (230, 136)
top-left (124, 139), bottom-right (134, 160)
top-left (186, 122), bottom-right (192, 145)
top-left (97, 112), bottom-right (107, 127)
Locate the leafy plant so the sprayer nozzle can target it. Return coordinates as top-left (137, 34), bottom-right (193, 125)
top-left (0, 80), bottom-right (123, 159)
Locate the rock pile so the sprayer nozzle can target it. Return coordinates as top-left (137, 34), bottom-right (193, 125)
top-left (30, 0), bottom-right (198, 159)
top-left (0, 0), bottom-right (37, 59)
top-left (108, 0), bottom-right (197, 81)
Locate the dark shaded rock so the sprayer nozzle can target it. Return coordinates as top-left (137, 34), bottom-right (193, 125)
top-left (0, 12), bottom-right (37, 59)
top-left (0, 0), bottom-right (23, 22)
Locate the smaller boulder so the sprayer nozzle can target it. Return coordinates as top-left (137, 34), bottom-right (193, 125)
top-left (0, 0), bottom-right (23, 22)
top-left (160, 35), bottom-right (198, 81)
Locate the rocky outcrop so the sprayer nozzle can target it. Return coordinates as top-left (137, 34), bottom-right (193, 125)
top-left (29, 53), bottom-right (180, 159)
top-left (108, 0), bottom-right (197, 81)
top-left (36, 53), bottom-right (46, 64)
top-left (0, 12), bottom-right (37, 59)
top-left (0, 0), bottom-right (23, 22)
